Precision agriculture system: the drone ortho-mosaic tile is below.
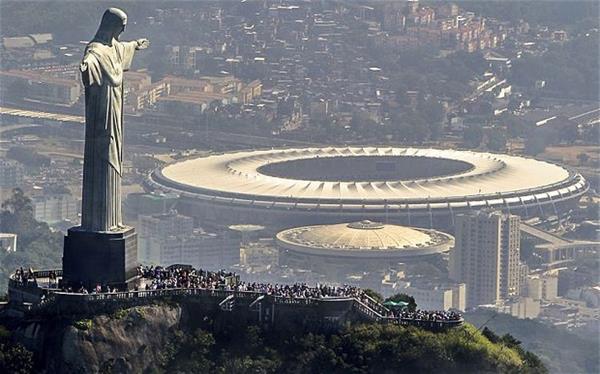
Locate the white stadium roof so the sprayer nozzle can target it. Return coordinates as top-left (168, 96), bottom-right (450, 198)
top-left (153, 147), bottom-right (586, 209)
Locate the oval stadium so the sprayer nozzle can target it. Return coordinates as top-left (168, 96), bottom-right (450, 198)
top-left (276, 220), bottom-right (454, 277)
top-left (147, 147), bottom-right (588, 230)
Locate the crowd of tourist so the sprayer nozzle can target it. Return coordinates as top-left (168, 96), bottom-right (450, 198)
top-left (138, 266), bottom-right (369, 300)
top-left (232, 282), bottom-right (365, 299)
top-left (12, 265), bottom-right (461, 324)
top-left (138, 266), bottom-right (465, 323)
top-left (139, 266), bottom-right (368, 300)
top-left (12, 267), bottom-right (38, 286)
top-left (138, 265), bottom-right (236, 290)
top-left (393, 310), bottom-right (462, 322)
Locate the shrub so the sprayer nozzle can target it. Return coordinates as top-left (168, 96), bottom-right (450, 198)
top-left (73, 319), bottom-right (93, 331)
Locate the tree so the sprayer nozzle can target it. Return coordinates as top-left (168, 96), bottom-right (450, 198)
top-left (350, 110), bottom-right (378, 134)
top-left (1, 188), bottom-right (32, 215)
top-left (394, 112), bottom-right (430, 144)
top-left (576, 152), bottom-right (590, 165)
top-left (157, 310), bottom-right (547, 374)
top-left (6, 147), bottom-right (50, 168)
top-left (0, 325), bottom-right (33, 374)
top-left (501, 114), bottom-right (527, 139)
top-left (559, 123), bottom-right (578, 144)
top-left (486, 128), bottom-right (507, 152)
top-left (524, 124), bottom-right (563, 156)
top-left (0, 188), bottom-right (35, 236)
top-left (0, 189), bottom-right (62, 293)
top-left (482, 327), bottom-right (500, 343)
top-left (418, 99), bottom-right (445, 140)
top-left (524, 135), bottom-right (547, 156)
top-left (500, 333), bottom-right (522, 348)
top-left (511, 34), bottom-right (599, 100)
top-left (363, 289), bottom-right (383, 303)
top-left (463, 124), bottom-right (483, 148)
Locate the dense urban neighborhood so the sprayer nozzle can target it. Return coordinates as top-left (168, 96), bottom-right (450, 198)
top-left (0, 1), bottom-right (598, 373)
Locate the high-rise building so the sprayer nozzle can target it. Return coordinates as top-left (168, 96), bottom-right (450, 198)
top-left (124, 192), bottom-right (179, 222)
top-left (137, 212), bottom-right (240, 270)
top-left (32, 193), bottom-right (79, 226)
top-left (526, 273), bottom-right (558, 301)
top-left (0, 160), bottom-right (24, 189)
top-left (157, 230), bottom-right (240, 270)
top-left (450, 211), bottom-right (521, 308)
top-left (403, 282), bottom-right (466, 311)
top-left (138, 212), bottom-right (194, 264)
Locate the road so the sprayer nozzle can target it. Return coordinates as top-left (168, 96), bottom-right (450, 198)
top-left (0, 106), bottom-right (84, 124)
top-left (0, 123), bottom-right (40, 136)
top-left (520, 222), bottom-right (570, 245)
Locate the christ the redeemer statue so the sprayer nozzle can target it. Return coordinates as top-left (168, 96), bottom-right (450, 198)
top-left (80, 8), bottom-right (148, 231)
top-left (63, 8), bottom-right (147, 289)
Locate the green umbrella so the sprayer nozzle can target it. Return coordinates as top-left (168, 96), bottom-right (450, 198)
top-left (383, 300), bottom-right (409, 308)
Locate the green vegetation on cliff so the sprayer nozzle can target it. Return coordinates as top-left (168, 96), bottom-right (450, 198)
top-left (163, 320), bottom-right (546, 373)
top-left (1, 302), bottom-right (547, 373)
top-left (0, 326), bottom-right (33, 374)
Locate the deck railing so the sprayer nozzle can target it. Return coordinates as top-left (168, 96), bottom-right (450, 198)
top-left (9, 269), bottom-right (463, 328)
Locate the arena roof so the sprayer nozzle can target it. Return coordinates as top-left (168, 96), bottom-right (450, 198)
top-left (276, 220), bottom-right (453, 258)
top-left (151, 147), bottom-right (587, 212)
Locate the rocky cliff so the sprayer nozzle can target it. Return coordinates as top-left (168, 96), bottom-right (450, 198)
top-left (17, 304), bottom-right (181, 374)
top-left (5, 302), bottom-right (547, 374)
top-left (62, 305), bottom-right (181, 373)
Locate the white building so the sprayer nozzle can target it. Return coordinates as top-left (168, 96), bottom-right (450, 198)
top-left (404, 282), bottom-right (466, 311)
top-left (508, 297), bottom-right (541, 319)
top-left (526, 273), bottom-right (558, 301)
top-left (138, 213), bottom-right (194, 265)
top-left (450, 211), bottom-right (521, 308)
top-left (32, 193), bottom-right (78, 225)
top-left (138, 212), bottom-right (240, 270)
top-left (159, 229), bottom-right (240, 270)
top-left (485, 297), bottom-right (541, 319)
top-left (0, 233), bottom-right (17, 252)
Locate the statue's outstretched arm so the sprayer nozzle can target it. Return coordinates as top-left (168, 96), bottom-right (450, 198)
top-left (135, 38), bottom-right (150, 50)
top-left (118, 39), bottom-right (149, 72)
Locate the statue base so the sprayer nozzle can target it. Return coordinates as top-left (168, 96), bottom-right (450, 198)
top-left (62, 226), bottom-right (138, 290)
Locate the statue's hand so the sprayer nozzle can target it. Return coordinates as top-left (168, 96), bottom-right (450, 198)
top-left (136, 38), bottom-right (150, 50)
top-left (80, 55), bottom-right (92, 72)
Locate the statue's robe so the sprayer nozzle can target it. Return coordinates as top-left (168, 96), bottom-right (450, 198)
top-left (80, 39), bottom-right (136, 231)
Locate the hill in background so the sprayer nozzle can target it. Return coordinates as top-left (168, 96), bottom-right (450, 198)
top-left (465, 309), bottom-right (599, 374)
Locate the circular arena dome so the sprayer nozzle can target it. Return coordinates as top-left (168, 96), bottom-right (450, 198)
top-left (276, 220), bottom-right (453, 276)
top-left (147, 147), bottom-right (588, 229)
top-left (276, 220), bottom-right (453, 258)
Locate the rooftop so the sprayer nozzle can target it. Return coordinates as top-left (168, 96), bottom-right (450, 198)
top-left (276, 220), bottom-right (453, 257)
top-left (154, 147), bottom-right (583, 204)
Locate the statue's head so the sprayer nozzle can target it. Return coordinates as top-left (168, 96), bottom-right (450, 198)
top-left (94, 8), bottom-right (128, 43)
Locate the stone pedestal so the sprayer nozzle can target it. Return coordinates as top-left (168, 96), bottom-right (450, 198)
top-left (62, 226), bottom-right (138, 290)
